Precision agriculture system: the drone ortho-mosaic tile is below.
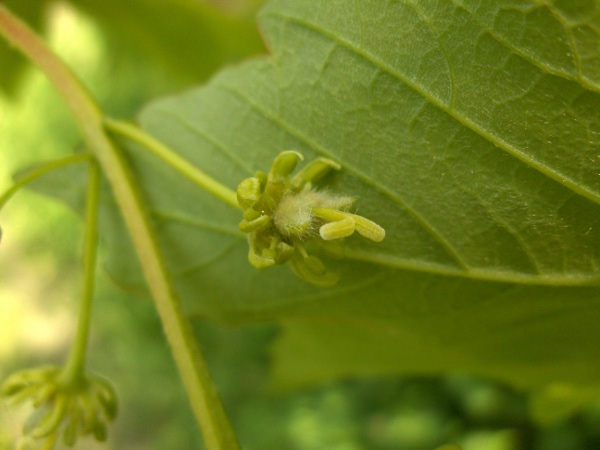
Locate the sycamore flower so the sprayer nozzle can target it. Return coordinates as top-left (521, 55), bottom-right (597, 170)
top-left (237, 151), bottom-right (384, 286)
top-left (1, 366), bottom-right (117, 448)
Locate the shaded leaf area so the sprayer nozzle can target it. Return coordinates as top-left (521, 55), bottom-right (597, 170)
top-left (26, 0), bottom-right (600, 397)
top-left (270, 280), bottom-right (600, 390)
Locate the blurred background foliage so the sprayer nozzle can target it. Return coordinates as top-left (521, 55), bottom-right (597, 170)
top-left (1, 1), bottom-right (600, 449)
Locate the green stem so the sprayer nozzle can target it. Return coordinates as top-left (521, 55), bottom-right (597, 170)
top-left (0, 6), bottom-right (241, 450)
top-left (0, 153), bottom-right (91, 213)
top-left (104, 118), bottom-right (240, 209)
top-left (59, 161), bottom-right (100, 387)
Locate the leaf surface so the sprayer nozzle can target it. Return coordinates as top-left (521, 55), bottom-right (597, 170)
top-left (28, 0), bottom-right (600, 396)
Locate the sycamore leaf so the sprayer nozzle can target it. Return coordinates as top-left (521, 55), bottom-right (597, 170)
top-left (25, 0), bottom-right (600, 404)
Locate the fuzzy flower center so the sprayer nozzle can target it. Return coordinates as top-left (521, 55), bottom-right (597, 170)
top-left (236, 151), bottom-right (385, 286)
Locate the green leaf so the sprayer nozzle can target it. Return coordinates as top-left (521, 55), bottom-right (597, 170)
top-left (269, 281), bottom-right (600, 389)
top-left (137, 0), bottom-right (600, 285)
top-left (25, 0), bottom-right (600, 407)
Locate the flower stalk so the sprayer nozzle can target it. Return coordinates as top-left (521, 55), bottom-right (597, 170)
top-left (1, 162), bottom-right (117, 448)
top-left (59, 161), bottom-right (100, 387)
top-left (0, 5), bottom-right (240, 450)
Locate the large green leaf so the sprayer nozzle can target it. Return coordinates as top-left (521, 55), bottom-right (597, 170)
top-left (28, 0), bottom-right (600, 401)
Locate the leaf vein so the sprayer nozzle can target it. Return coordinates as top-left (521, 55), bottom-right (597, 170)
top-left (178, 240), bottom-right (242, 276)
top-left (341, 248), bottom-right (600, 285)
top-left (219, 84), bottom-right (471, 271)
top-left (434, 156), bottom-right (543, 275)
top-left (266, 10), bottom-right (600, 206)
top-left (161, 109), bottom-right (255, 176)
top-left (449, 0), bottom-right (600, 94)
top-left (152, 208), bottom-right (243, 237)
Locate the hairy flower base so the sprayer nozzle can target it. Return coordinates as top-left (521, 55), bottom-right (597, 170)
top-left (1, 366), bottom-right (117, 448)
top-left (237, 151), bottom-right (385, 286)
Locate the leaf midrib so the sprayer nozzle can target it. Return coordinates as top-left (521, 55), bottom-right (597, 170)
top-left (340, 248), bottom-right (600, 286)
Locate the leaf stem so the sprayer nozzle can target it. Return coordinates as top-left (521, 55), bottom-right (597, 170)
top-left (0, 153), bottom-right (91, 213)
top-left (0, 6), bottom-right (241, 449)
top-left (59, 161), bottom-right (100, 387)
top-left (104, 118), bottom-right (240, 209)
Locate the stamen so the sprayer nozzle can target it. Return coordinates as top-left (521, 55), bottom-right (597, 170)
top-left (319, 216), bottom-right (356, 240)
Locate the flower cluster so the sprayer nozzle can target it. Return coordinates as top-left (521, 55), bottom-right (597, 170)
top-left (237, 151), bottom-right (385, 286)
top-left (1, 366), bottom-right (117, 448)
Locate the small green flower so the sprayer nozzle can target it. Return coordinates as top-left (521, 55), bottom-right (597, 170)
top-left (237, 151), bottom-right (385, 286)
top-left (1, 366), bottom-right (117, 448)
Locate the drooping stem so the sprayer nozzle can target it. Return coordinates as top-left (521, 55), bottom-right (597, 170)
top-left (0, 153), bottom-right (91, 213)
top-left (0, 6), bottom-right (240, 450)
top-left (104, 118), bottom-right (240, 209)
top-left (59, 161), bottom-right (100, 387)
